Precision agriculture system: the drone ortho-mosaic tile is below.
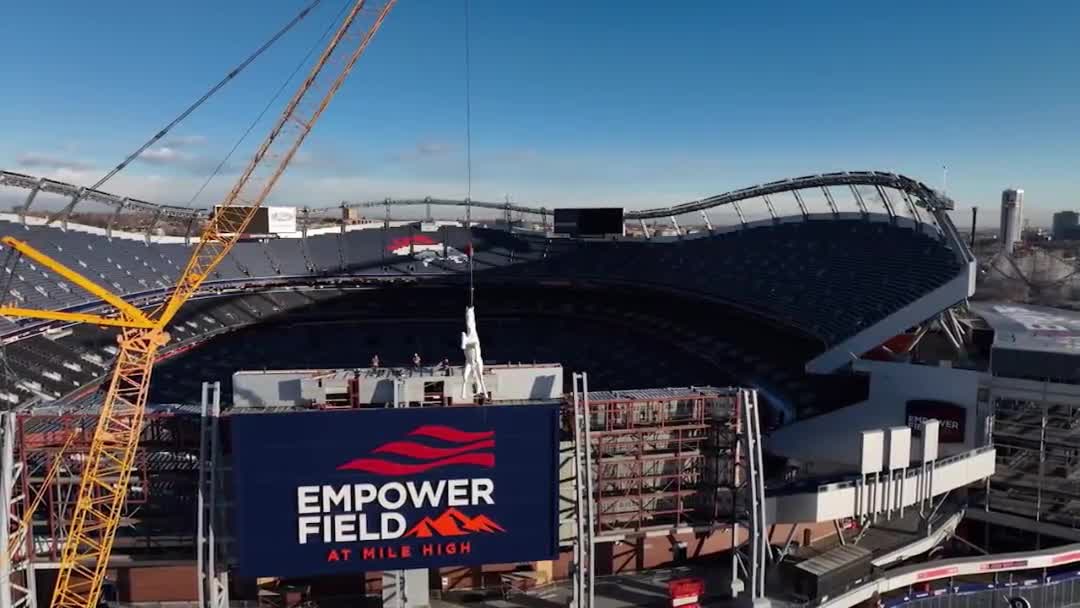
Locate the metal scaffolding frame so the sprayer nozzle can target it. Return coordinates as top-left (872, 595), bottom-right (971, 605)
top-left (197, 382), bottom-right (229, 608)
top-left (580, 388), bottom-right (742, 538)
top-left (12, 407), bottom-right (201, 566)
top-left (730, 389), bottom-right (767, 603)
top-left (586, 390), bottom-right (714, 534)
top-left (984, 390), bottom-right (1080, 539)
top-left (566, 386), bottom-right (766, 602)
top-left (571, 373), bottom-right (596, 608)
top-left (1, 413), bottom-right (37, 608)
top-left (0, 382), bottom-right (768, 607)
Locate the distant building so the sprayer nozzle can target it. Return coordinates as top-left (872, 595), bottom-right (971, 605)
top-left (1000, 188), bottom-right (1024, 253)
top-left (342, 207), bottom-right (366, 223)
top-left (1052, 210), bottom-right (1079, 240)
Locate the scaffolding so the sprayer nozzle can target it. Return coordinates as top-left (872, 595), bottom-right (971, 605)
top-left (1, 413), bottom-right (36, 608)
top-left (1, 382), bottom-right (766, 607)
top-left (985, 393), bottom-right (1080, 537)
top-left (570, 373), bottom-right (596, 608)
top-left (582, 387), bottom-right (738, 536)
top-left (196, 382), bottom-right (229, 608)
top-left (569, 386), bottom-right (766, 602)
top-left (0, 396), bottom-right (219, 608)
top-left (12, 405), bottom-right (201, 566)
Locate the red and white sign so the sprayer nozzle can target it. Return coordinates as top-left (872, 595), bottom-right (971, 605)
top-left (668, 578), bottom-right (704, 608)
top-left (916, 566), bottom-right (958, 581)
top-left (1051, 551), bottom-right (1080, 565)
top-left (385, 235), bottom-right (467, 265)
top-left (980, 559), bottom-right (1029, 572)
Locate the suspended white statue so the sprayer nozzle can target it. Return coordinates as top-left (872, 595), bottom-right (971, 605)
top-left (461, 306), bottom-right (488, 400)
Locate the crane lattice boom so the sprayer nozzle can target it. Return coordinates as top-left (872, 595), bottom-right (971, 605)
top-left (0, 2), bottom-right (396, 607)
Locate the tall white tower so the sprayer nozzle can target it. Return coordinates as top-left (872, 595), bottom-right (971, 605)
top-left (1000, 188), bottom-right (1024, 253)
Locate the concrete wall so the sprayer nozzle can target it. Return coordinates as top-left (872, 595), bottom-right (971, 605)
top-left (232, 363), bottom-right (562, 407)
top-left (232, 369), bottom-right (311, 408)
top-left (768, 361), bottom-right (984, 470)
top-left (491, 364), bottom-right (562, 400)
top-left (766, 447), bottom-right (995, 524)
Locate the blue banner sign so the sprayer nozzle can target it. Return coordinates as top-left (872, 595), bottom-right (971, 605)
top-left (230, 404), bottom-right (561, 577)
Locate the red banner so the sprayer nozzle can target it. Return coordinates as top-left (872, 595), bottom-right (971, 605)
top-left (917, 566), bottom-right (958, 581)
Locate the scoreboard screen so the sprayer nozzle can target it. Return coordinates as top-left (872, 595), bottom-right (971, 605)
top-left (553, 208), bottom-right (624, 236)
top-left (212, 206), bottom-right (297, 234)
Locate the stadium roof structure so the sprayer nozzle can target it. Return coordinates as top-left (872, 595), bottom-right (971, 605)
top-left (0, 169), bottom-right (956, 223)
top-left (969, 301), bottom-right (1080, 382)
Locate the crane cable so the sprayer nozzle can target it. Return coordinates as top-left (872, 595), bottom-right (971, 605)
top-left (0, 2), bottom-right (328, 555)
top-left (185, 0), bottom-right (352, 208)
top-left (83, 0), bottom-right (323, 196)
top-left (464, 0), bottom-right (475, 307)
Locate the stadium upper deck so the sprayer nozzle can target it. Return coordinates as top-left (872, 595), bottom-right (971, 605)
top-left (0, 170), bottom-right (976, 402)
top-left (0, 217), bottom-right (969, 345)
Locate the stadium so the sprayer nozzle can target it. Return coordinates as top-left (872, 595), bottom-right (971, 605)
top-left (7, 164), bottom-right (1063, 608)
top-left (2, 9), bottom-right (1080, 608)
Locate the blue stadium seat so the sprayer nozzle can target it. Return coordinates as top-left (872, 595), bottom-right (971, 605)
top-left (0, 215), bottom-right (958, 413)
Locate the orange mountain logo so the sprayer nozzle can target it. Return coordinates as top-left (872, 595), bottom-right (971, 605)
top-left (403, 508), bottom-right (505, 539)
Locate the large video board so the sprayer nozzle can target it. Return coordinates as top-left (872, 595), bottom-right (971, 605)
top-left (230, 404), bottom-right (560, 577)
top-left (553, 208), bottom-right (624, 236)
top-left (212, 205), bottom-right (296, 234)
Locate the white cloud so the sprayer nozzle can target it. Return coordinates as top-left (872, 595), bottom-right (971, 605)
top-left (416, 141), bottom-right (450, 156)
top-left (136, 134), bottom-right (208, 166)
top-left (3, 166), bottom-right (693, 211)
top-left (3, 145), bottom-right (716, 213)
top-left (269, 173), bottom-right (704, 211)
top-left (391, 141), bottom-right (456, 162)
top-left (484, 148), bottom-right (540, 164)
top-left (138, 146), bottom-right (191, 165)
top-left (163, 134), bottom-right (208, 147)
top-left (291, 150), bottom-right (315, 167)
top-left (15, 153), bottom-right (94, 172)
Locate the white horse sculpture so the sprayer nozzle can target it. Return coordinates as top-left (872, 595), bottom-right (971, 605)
top-left (461, 306), bottom-right (488, 400)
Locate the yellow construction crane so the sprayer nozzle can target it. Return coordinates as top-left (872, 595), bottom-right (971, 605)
top-left (0, 2), bottom-right (396, 606)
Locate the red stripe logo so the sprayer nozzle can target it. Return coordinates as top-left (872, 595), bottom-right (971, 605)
top-left (337, 425), bottom-right (495, 476)
top-left (386, 235), bottom-right (439, 252)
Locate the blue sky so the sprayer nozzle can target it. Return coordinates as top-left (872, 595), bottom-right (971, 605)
top-left (1, 0), bottom-right (1078, 224)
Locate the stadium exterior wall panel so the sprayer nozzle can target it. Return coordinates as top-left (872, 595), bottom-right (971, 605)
top-left (768, 361), bottom-right (983, 469)
top-left (765, 447), bottom-right (994, 524)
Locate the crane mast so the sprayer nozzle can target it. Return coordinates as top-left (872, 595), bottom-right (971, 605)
top-left (0, 2), bottom-right (397, 607)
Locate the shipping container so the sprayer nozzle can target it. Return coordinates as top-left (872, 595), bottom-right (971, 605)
top-left (789, 544), bottom-right (873, 601)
